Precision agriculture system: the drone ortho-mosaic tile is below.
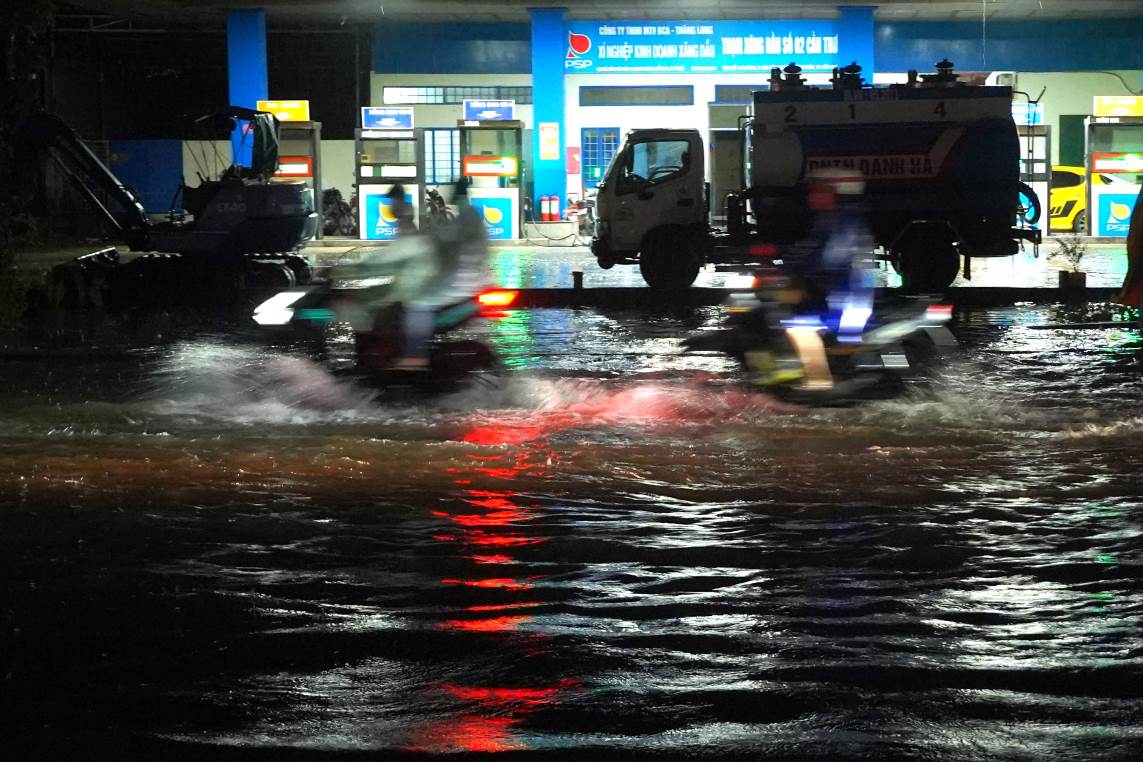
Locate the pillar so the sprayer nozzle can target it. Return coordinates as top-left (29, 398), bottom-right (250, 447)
top-left (529, 7), bottom-right (566, 215)
top-left (226, 9), bottom-right (269, 167)
top-left (838, 5), bottom-right (876, 80)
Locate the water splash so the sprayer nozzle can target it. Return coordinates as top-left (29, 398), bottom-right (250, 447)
top-left (147, 342), bottom-right (381, 424)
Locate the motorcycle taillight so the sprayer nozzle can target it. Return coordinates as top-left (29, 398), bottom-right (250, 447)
top-left (478, 290), bottom-right (519, 308)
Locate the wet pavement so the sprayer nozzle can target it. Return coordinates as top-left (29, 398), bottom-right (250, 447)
top-left (9, 236), bottom-right (1131, 292)
top-left (2, 273), bottom-right (1142, 759)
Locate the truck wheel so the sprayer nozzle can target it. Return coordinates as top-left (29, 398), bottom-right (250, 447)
top-left (639, 229), bottom-right (701, 289)
top-left (893, 237), bottom-right (959, 293)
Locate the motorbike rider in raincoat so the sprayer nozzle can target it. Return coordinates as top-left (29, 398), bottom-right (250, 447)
top-left (331, 179), bottom-right (489, 371)
top-left (748, 167), bottom-right (876, 389)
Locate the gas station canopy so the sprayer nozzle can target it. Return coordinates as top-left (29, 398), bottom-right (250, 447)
top-left (59, 0), bottom-right (1143, 25)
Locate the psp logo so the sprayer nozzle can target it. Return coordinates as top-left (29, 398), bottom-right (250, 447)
top-left (1101, 194), bottom-right (1137, 235)
top-left (565, 31), bottom-right (593, 69)
top-left (566, 31), bottom-right (591, 58)
top-left (473, 199), bottom-right (512, 240)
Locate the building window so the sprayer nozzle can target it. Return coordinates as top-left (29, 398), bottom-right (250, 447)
top-left (579, 86), bottom-right (694, 107)
top-left (425, 128), bottom-right (460, 185)
top-left (581, 127), bottom-right (620, 190)
top-left (714, 84), bottom-right (769, 103)
top-left (382, 85), bottom-right (532, 105)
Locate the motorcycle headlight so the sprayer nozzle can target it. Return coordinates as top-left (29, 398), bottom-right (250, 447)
top-left (253, 290), bottom-right (308, 326)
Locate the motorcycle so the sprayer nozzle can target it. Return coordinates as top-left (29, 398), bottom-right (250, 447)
top-left (321, 187), bottom-right (358, 237)
top-left (682, 262), bottom-right (957, 405)
top-left (424, 187), bottom-right (456, 229)
top-left (255, 204), bottom-right (514, 393)
top-left (254, 281), bottom-right (516, 393)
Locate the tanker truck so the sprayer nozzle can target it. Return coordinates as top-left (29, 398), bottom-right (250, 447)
top-left (590, 60), bottom-right (1041, 292)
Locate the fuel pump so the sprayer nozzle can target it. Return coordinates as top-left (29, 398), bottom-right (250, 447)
top-left (355, 124), bottom-right (424, 241)
top-left (1086, 96), bottom-right (1143, 237)
top-left (458, 116), bottom-right (523, 241)
top-left (258, 100), bottom-right (324, 239)
top-left (276, 119), bottom-right (323, 238)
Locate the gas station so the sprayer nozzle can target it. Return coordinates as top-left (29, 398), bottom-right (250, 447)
top-left (10, 4), bottom-right (1143, 759)
top-left (29, 1), bottom-right (1143, 248)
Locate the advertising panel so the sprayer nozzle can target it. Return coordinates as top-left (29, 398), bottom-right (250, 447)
top-left (564, 20), bottom-right (840, 74)
top-left (470, 196), bottom-right (515, 241)
top-left (539, 122), bottom-right (561, 161)
top-left (1093, 96), bottom-right (1143, 118)
top-left (1094, 192), bottom-right (1138, 236)
top-left (256, 100), bottom-right (310, 122)
top-left (362, 107), bottom-right (414, 129)
top-left (463, 100), bottom-right (515, 121)
top-left (359, 185), bottom-right (418, 241)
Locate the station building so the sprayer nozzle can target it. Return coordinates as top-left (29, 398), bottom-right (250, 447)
top-left (364, 7), bottom-right (1143, 234)
top-left (83, 4), bottom-right (1143, 238)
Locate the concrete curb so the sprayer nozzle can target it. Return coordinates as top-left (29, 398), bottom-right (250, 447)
top-left (503, 286), bottom-right (1124, 309)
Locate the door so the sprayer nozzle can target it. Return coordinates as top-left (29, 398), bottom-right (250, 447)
top-left (610, 135), bottom-right (704, 252)
top-left (710, 129), bottom-right (744, 222)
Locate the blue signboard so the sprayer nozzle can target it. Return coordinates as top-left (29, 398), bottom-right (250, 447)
top-left (1095, 192), bottom-right (1138, 237)
top-left (1011, 102), bottom-right (1043, 126)
top-left (463, 99), bottom-right (515, 121)
top-left (362, 107), bottom-right (414, 129)
top-left (470, 197), bottom-right (514, 240)
top-left (564, 20), bottom-right (840, 74)
top-left (363, 190), bottom-right (415, 241)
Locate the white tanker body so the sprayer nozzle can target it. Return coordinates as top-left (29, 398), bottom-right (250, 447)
top-left (591, 60), bottom-right (1040, 292)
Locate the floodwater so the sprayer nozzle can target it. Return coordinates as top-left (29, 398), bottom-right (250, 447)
top-left (2, 301), bottom-right (1142, 760)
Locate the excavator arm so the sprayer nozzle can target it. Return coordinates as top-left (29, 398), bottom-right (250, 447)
top-left (16, 112), bottom-right (151, 249)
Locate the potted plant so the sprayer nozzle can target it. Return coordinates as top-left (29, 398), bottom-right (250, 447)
top-left (1057, 233), bottom-right (1087, 292)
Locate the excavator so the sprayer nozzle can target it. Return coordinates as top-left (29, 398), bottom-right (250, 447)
top-left (18, 106), bottom-right (318, 310)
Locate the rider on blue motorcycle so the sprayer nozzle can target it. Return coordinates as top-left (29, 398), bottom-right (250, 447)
top-left (749, 167), bottom-right (875, 389)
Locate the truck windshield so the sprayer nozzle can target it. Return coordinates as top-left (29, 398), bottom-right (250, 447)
top-left (626, 140), bottom-right (689, 183)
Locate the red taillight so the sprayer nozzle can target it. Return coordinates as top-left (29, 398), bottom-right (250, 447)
top-left (749, 243), bottom-right (777, 257)
top-left (478, 289), bottom-right (519, 308)
top-left (926, 304), bottom-right (953, 319)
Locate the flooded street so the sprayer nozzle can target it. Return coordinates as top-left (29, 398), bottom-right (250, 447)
top-left (2, 301), bottom-right (1143, 760)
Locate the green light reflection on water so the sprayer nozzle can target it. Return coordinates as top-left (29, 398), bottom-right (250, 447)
top-left (492, 248), bottom-right (525, 289)
top-left (489, 308), bottom-right (537, 369)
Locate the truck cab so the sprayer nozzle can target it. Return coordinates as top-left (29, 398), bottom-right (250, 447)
top-left (592, 128), bottom-right (708, 288)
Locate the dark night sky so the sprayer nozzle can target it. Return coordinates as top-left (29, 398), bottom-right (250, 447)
top-left (49, 23), bottom-right (369, 140)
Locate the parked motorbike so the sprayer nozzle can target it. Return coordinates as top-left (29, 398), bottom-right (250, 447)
top-left (424, 187), bottom-right (456, 229)
top-left (568, 191), bottom-right (597, 238)
top-left (321, 187), bottom-right (358, 237)
top-left (682, 262), bottom-right (957, 405)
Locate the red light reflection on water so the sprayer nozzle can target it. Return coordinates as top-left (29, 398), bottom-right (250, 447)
top-left (407, 426), bottom-right (579, 754)
top-left (469, 554), bottom-right (513, 565)
top-left (406, 715), bottom-right (522, 753)
top-left (404, 679), bottom-right (579, 753)
top-left (462, 424), bottom-right (547, 446)
top-left (441, 577), bottom-right (533, 591)
top-left (439, 614), bottom-right (534, 632)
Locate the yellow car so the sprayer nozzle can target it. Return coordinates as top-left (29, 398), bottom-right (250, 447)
top-left (1049, 165), bottom-right (1086, 232)
top-left (1050, 165), bottom-right (1142, 232)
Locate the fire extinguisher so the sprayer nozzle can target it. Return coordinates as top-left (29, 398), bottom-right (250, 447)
top-left (549, 194), bottom-right (560, 222)
top-left (540, 195), bottom-right (551, 222)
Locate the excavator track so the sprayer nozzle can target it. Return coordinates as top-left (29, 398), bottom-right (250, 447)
top-left (44, 248), bottom-right (313, 313)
